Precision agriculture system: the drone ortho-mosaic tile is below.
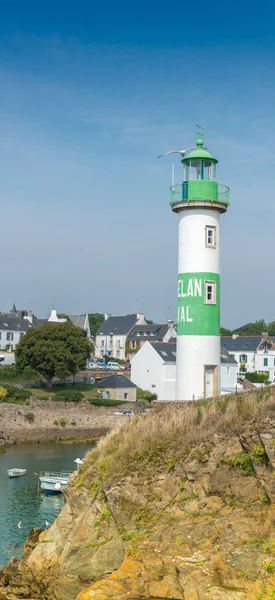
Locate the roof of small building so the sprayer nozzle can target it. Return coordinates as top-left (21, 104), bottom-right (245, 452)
top-left (0, 318), bottom-right (33, 332)
top-left (149, 342), bottom-right (237, 365)
top-left (127, 323), bottom-right (171, 341)
top-left (32, 318), bottom-right (50, 328)
top-left (69, 315), bottom-right (88, 330)
top-left (96, 315), bottom-right (138, 336)
top-left (220, 348), bottom-right (237, 364)
top-left (221, 336), bottom-right (262, 352)
top-left (98, 374), bottom-right (137, 388)
top-left (151, 342), bottom-right (177, 362)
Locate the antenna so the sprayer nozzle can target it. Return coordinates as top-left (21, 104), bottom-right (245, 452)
top-left (196, 124), bottom-right (205, 139)
top-left (172, 162), bottom-right (174, 187)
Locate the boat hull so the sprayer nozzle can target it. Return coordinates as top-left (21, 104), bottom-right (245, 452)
top-left (39, 476), bottom-right (69, 494)
top-left (8, 469), bottom-right (27, 478)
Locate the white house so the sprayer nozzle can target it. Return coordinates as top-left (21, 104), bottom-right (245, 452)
top-left (221, 335), bottom-right (275, 381)
top-left (95, 313), bottom-right (146, 361)
top-left (0, 318), bottom-right (34, 352)
top-left (126, 321), bottom-right (176, 360)
top-left (131, 341), bottom-right (239, 400)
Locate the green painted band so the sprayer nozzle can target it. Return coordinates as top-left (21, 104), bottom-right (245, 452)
top-left (177, 272), bottom-right (220, 336)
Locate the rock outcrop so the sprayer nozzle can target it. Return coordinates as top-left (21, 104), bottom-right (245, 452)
top-left (2, 392), bottom-right (275, 599)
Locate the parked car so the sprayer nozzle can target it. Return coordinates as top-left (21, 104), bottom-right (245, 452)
top-left (113, 410), bottom-right (135, 416)
top-left (106, 361), bottom-right (125, 370)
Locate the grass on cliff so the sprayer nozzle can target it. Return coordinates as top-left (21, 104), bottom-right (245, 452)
top-left (246, 573), bottom-right (275, 599)
top-left (75, 386), bottom-right (275, 492)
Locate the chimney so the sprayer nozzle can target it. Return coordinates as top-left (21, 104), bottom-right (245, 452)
top-left (104, 313), bottom-right (111, 321)
top-left (24, 310), bottom-right (33, 324)
top-left (168, 319), bottom-right (174, 329)
top-left (136, 312), bottom-right (145, 323)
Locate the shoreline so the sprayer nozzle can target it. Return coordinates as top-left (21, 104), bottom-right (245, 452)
top-left (0, 398), bottom-right (134, 447)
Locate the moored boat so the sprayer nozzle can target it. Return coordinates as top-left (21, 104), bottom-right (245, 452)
top-left (7, 468), bottom-right (27, 478)
top-left (39, 471), bottom-right (72, 494)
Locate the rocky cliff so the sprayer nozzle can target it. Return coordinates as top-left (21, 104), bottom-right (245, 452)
top-left (2, 389), bottom-right (275, 600)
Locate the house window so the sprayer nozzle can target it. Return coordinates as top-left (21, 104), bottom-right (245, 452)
top-left (6, 332), bottom-right (13, 341)
top-left (124, 392), bottom-right (128, 400)
top-left (116, 340), bottom-right (120, 348)
top-left (0, 333), bottom-right (1, 340)
top-left (204, 281), bottom-right (216, 304)
top-left (239, 354), bottom-right (247, 363)
top-left (131, 341), bottom-right (136, 349)
top-left (6, 344), bottom-right (13, 352)
top-left (101, 340), bottom-right (104, 348)
top-left (205, 226), bottom-right (216, 248)
top-left (264, 357), bottom-right (268, 367)
top-left (227, 367), bottom-right (230, 375)
top-left (19, 333), bottom-right (24, 340)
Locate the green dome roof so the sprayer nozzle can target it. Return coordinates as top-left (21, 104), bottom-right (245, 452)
top-left (181, 138), bottom-right (218, 164)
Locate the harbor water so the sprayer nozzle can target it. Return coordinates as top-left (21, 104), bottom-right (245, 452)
top-left (0, 441), bottom-right (95, 567)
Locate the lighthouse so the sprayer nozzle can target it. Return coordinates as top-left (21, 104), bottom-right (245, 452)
top-left (169, 136), bottom-right (230, 400)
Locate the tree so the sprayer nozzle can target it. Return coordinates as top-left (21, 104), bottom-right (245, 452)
top-left (220, 327), bottom-right (232, 335)
top-left (88, 313), bottom-right (104, 337)
top-left (267, 321), bottom-right (275, 336)
top-left (232, 319), bottom-right (267, 336)
top-left (16, 322), bottom-right (91, 389)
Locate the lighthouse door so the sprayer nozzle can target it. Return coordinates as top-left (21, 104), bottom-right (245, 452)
top-left (204, 367), bottom-right (214, 398)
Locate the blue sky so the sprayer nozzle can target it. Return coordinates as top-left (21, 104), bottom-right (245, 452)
top-left (1, 1), bottom-right (275, 327)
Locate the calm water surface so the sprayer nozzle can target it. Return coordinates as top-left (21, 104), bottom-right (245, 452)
top-left (0, 441), bottom-right (96, 567)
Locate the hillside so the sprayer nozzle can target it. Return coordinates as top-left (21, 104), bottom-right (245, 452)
top-left (2, 389), bottom-right (275, 599)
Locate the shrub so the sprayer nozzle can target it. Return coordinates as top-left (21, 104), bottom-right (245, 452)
top-left (53, 420), bottom-right (59, 425)
top-left (71, 419), bottom-right (76, 425)
top-left (246, 372), bottom-right (269, 384)
top-left (88, 398), bottom-right (128, 407)
top-left (136, 387), bottom-right (157, 402)
top-left (0, 385), bottom-right (32, 404)
top-left (54, 389), bottom-right (84, 403)
top-left (0, 386), bottom-right (8, 401)
top-left (0, 365), bottom-right (41, 382)
top-left (25, 411), bottom-right (35, 423)
top-left (59, 418), bottom-right (67, 427)
top-left (0, 445), bottom-right (6, 454)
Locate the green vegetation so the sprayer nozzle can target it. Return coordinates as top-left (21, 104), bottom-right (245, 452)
top-left (246, 372), bottom-right (269, 384)
top-left (221, 444), bottom-right (266, 476)
top-left (0, 445), bottom-right (6, 454)
top-left (221, 319), bottom-right (275, 336)
top-left (0, 386), bottom-right (7, 400)
top-left (136, 387), bottom-right (157, 402)
top-left (25, 411), bottom-right (35, 423)
top-left (88, 313), bottom-right (104, 337)
top-left (54, 389), bottom-right (84, 403)
top-left (88, 398), bottom-right (128, 407)
top-left (0, 385), bottom-right (32, 405)
top-left (265, 561), bottom-right (275, 574)
top-left (75, 387), bottom-right (275, 499)
top-left (0, 365), bottom-right (42, 383)
top-left (16, 322), bottom-right (91, 389)
top-left (59, 418), bottom-right (67, 427)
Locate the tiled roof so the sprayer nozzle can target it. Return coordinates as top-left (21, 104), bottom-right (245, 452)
top-left (221, 336), bottom-right (262, 352)
top-left (98, 374), bottom-right (136, 388)
top-left (0, 318), bottom-right (33, 332)
top-left (96, 315), bottom-right (138, 336)
top-left (127, 324), bottom-right (170, 341)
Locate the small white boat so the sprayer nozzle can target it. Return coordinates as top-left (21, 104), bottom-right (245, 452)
top-left (7, 468), bottom-right (27, 478)
top-left (39, 471), bottom-right (72, 494)
top-left (74, 458), bottom-right (83, 468)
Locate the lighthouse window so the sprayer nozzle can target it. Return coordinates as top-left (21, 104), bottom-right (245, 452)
top-left (205, 226), bottom-right (216, 248)
top-left (204, 281), bottom-right (216, 304)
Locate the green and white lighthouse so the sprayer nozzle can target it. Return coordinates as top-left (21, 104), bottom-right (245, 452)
top-left (168, 136), bottom-right (230, 399)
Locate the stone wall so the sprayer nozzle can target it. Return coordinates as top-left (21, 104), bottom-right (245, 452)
top-left (0, 399), bottom-right (137, 444)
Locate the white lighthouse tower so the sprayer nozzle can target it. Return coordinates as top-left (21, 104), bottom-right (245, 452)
top-left (169, 136), bottom-right (229, 400)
